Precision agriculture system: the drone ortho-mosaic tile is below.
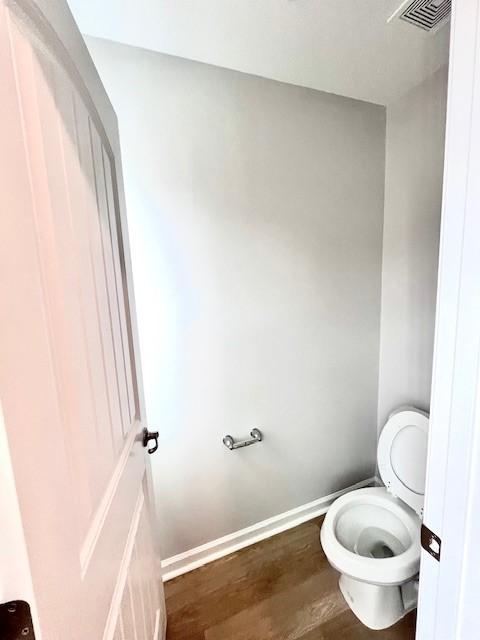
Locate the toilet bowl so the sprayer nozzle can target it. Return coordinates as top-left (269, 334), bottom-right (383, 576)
top-left (320, 408), bottom-right (428, 630)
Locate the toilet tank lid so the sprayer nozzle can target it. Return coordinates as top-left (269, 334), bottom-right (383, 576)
top-left (377, 408), bottom-right (429, 517)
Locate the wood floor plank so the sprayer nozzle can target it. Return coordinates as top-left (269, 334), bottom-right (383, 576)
top-left (204, 570), bottom-right (348, 640)
top-left (165, 516), bottom-right (416, 640)
top-left (317, 610), bottom-right (416, 640)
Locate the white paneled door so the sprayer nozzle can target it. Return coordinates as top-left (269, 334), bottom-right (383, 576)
top-left (0, 1), bottom-right (166, 638)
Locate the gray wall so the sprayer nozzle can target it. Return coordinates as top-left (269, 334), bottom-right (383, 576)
top-left (377, 68), bottom-right (448, 430)
top-left (87, 37), bottom-right (386, 559)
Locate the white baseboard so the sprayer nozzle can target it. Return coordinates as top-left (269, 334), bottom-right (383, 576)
top-left (160, 476), bottom-right (376, 581)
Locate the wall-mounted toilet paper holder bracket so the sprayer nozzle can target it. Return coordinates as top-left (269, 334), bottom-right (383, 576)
top-left (223, 428), bottom-right (263, 450)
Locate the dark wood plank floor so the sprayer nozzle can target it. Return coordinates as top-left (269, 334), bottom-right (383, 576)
top-left (165, 516), bottom-right (416, 640)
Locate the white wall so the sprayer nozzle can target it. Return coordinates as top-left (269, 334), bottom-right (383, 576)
top-left (86, 37), bottom-right (386, 559)
top-left (377, 68), bottom-right (448, 430)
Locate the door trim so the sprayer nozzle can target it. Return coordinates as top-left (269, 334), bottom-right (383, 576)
top-left (416, 1), bottom-right (480, 638)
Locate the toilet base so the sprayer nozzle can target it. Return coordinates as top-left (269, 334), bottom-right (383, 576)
top-left (338, 574), bottom-right (416, 630)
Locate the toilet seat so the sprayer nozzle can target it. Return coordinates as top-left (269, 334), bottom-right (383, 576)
top-left (377, 409), bottom-right (429, 517)
top-left (320, 487), bottom-right (421, 585)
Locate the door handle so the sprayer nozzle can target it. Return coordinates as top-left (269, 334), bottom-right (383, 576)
top-left (142, 428), bottom-right (159, 454)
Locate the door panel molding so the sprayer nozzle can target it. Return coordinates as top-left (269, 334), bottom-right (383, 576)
top-left (7, 0), bottom-right (145, 420)
top-left (7, 0), bottom-right (117, 159)
top-left (103, 489), bottom-right (144, 640)
top-left (80, 423), bottom-right (139, 577)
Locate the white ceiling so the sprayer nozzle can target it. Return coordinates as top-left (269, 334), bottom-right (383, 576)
top-left (67, 0), bottom-right (450, 106)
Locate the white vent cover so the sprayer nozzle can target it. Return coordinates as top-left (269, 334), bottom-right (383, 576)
top-left (390, 0), bottom-right (451, 32)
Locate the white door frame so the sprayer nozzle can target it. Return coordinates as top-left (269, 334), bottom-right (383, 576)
top-left (416, 1), bottom-right (480, 638)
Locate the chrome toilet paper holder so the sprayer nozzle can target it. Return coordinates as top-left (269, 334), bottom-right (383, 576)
top-left (223, 428), bottom-right (263, 450)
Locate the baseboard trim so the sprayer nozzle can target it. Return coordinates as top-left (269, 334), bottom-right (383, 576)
top-left (161, 476), bottom-right (375, 581)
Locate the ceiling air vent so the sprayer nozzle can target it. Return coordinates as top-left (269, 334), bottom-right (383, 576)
top-left (391, 0), bottom-right (451, 32)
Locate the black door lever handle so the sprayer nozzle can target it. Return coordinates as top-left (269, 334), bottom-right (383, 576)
top-left (142, 428), bottom-right (159, 454)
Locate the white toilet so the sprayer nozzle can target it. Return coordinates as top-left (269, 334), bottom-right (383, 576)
top-left (320, 407), bottom-right (429, 630)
